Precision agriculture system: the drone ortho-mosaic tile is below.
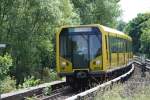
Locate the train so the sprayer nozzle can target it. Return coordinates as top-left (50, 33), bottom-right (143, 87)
top-left (56, 24), bottom-right (133, 86)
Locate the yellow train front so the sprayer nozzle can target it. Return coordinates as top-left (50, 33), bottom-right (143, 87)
top-left (56, 24), bottom-right (133, 85)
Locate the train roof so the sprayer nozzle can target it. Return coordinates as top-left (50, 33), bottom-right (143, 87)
top-left (59, 24), bottom-right (132, 40)
top-left (100, 25), bottom-right (125, 35)
top-left (100, 25), bottom-right (132, 40)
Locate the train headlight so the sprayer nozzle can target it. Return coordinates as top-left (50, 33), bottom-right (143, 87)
top-left (96, 60), bottom-right (101, 65)
top-left (61, 62), bottom-right (66, 67)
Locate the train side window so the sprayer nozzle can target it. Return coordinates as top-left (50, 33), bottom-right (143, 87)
top-left (128, 41), bottom-right (131, 52)
top-left (112, 37), bottom-right (115, 53)
top-left (109, 38), bottom-right (130, 53)
top-left (124, 40), bottom-right (127, 52)
top-left (127, 41), bottom-right (128, 52)
top-left (114, 37), bottom-right (118, 53)
top-left (117, 39), bottom-right (121, 53)
top-left (121, 39), bottom-right (123, 53)
top-left (109, 36), bottom-right (112, 53)
top-left (131, 42), bottom-right (132, 52)
top-left (124, 40), bottom-right (126, 52)
top-left (117, 38), bottom-right (120, 53)
top-left (122, 39), bottom-right (124, 53)
top-left (125, 40), bottom-right (127, 53)
top-left (116, 38), bottom-right (118, 52)
top-left (116, 38), bottom-right (126, 53)
top-left (109, 36), bottom-right (117, 53)
top-left (120, 39), bottom-right (122, 52)
top-left (121, 39), bottom-right (125, 53)
top-left (128, 41), bottom-right (130, 52)
top-left (112, 37), bottom-right (114, 52)
top-left (122, 39), bottom-right (124, 52)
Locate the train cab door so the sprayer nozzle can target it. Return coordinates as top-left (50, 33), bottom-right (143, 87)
top-left (104, 34), bottom-right (110, 69)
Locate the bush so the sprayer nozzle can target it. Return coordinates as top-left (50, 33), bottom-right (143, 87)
top-left (41, 68), bottom-right (60, 83)
top-left (43, 86), bottom-right (52, 96)
top-left (0, 54), bottom-right (12, 81)
top-left (0, 54), bottom-right (14, 93)
top-left (0, 77), bottom-right (16, 93)
top-left (19, 76), bottom-right (40, 88)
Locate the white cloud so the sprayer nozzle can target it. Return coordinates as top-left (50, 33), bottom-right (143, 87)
top-left (119, 0), bottom-right (150, 22)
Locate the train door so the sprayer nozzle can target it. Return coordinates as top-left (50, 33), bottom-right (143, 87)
top-left (105, 34), bottom-right (110, 69)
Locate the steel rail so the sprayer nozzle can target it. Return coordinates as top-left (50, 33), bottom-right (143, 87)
top-left (133, 56), bottom-right (150, 70)
top-left (66, 64), bottom-right (134, 100)
top-left (1, 80), bottom-right (66, 100)
top-left (40, 86), bottom-right (71, 100)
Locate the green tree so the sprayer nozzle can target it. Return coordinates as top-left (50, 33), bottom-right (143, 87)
top-left (124, 13), bottom-right (150, 53)
top-left (116, 20), bottom-right (126, 31)
top-left (0, 0), bottom-right (80, 84)
top-left (0, 54), bottom-right (12, 81)
top-left (71, 0), bottom-right (121, 27)
top-left (140, 19), bottom-right (150, 57)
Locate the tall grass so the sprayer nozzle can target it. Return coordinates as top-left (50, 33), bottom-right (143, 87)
top-left (95, 83), bottom-right (150, 100)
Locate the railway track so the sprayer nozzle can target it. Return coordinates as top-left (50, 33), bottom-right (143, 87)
top-left (66, 64), bottom-right (134, 100)
top-left (44, 64), bottom-right (134, 100)
top-left (35, 86), bottom-right (73, 100)
top-left (38, 87), bottom-right (79, 100)
top-left (0, 80), bottom-right (66, 100)
top-left (33, 65), bottom-right (133, 100)
top-left (65, 57), bottom-right (150, 100)
top-left (134, 56), bottom-right (150, 71)
top-left (1, 64), bottom-right (134, 100)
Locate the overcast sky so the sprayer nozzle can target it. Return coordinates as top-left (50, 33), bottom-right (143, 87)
top-left (119, 0), bottom-right (150, 22)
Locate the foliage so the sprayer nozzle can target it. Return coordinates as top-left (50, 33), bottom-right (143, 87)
top-left (0, 76), bottom-right (16, 93)
top-left (124, 13), bottom-right (150, 53)
top-left (41, 68), bottom-right (60, 83)
top-left (116, 20), bottom-right (126, 31)
top-left (49, 71), bottom-right (60, 81)
top-left (71, 0), bottom-right (121, 27)
top-left (0, 0), bottom-right (80, 85)
top-left (0, 54), bottom-right (12, 81)
top-left (140, 19), bottom-right (150, 58)
top-left (43, 86), bottom-right (52, 96)
top-left (19, 76), bottom-right (40, 88)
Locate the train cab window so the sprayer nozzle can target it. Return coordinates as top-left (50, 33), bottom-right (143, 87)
top-left (59, 27), bottom-right (102, 68)
top-left (60, 35), bottom-right (72, 61)
top-left (72, 35), bottom-right (89, 67)
top-left (109, 37), bottom-right (118, 53)
top-left (89, 34), bottom-right (101, 60)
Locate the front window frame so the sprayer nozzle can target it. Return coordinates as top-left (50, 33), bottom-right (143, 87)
top-left (59, 27), bottom-right (102, 68)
